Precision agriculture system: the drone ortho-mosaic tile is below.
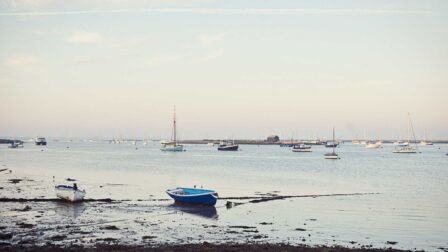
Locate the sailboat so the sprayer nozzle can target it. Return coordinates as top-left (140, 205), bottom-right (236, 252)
top-left (393, 114), bottom-right (418, 154)
top-left (420, 129), bottom-right (434, 145)
top-left (324, 127), bottom-right (340, 159)
top-left (161, 107), bottom-right (184, 152)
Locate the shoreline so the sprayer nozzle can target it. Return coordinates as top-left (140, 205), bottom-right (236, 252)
top-left (0, 243), bottom-right (418, 252)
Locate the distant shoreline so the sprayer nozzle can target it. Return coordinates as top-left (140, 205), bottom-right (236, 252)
top-left (2, 138), bottom-right (448, 145)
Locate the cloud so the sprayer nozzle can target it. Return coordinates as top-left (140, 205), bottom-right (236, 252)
top-left (199, 49), bottom-right (224, 62)
top-left (198, 32), bottom-right (228, 46)
top-left (66, 31), bottom-right (104, 44)
top-left (0, 8), bottom-right (431, 17)
top-left (3, 54), bottom-right (38, 67)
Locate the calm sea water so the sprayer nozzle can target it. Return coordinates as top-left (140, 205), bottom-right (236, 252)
top-left (1, 140), bottom-right (447, 250)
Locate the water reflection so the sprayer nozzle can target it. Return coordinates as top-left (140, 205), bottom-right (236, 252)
top-left (168, 203), bottom-right (218, 219)
top-left (53, 201), bottom-right (86, 219)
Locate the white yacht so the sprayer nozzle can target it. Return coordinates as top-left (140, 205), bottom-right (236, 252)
top-left (393, 114), bottom-right (418, 154)
top-left (161, 107), bottom-right (184, 152)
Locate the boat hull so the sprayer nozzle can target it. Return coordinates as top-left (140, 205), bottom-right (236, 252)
top-left (218, 145), bottom-right (238, 151)
top-left (166, 188), bottom-right (218, 206)
top-left (324, 153), bottom-right (340, 159)
top-left (161, 145), bottom-right (184, 152)
top-left (292, 148), bottom-right (311, 152)
top-left (55, 186), bottom-right (86, 202)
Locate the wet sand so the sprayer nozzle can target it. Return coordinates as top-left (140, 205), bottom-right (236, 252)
top-left (0, 176), bottom-right (421, 252)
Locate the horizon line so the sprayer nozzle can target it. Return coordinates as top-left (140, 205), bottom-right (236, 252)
top-left (0, 8), bottom-right (431, 17)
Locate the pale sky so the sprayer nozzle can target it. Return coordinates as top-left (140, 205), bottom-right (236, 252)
top-left (1, 0), bottom-right (447, 140)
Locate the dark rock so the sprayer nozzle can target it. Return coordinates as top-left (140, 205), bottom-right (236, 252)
top-left (0, 233), bottom-right (12, 240)
top-left (8, 179), bottom-right (22, 184)
top-left (102, 225), bottom-right (119, 230)
top-left (142, 236), bottom-right (157, 240)
top-left (387, 241), bottom-right (398, 245)
top-left (51, 235), bottom-right (67, 241)
top-left (17, 222), bottom-right (34, 228)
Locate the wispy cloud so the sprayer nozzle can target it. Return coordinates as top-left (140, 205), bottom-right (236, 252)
top-left (3, 54), bottom-right (38, 67)
top-left (199, 32), bottom-right (229, 46)
top-left (66, 31), bottom-right (104, 44)
top-left (0, 8), bottom-right (431, 17)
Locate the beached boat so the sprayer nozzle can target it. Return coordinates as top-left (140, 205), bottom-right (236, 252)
top-left (393, 114), bottom-right (418, 154)
top-left (161, 107), bottom-right (184, 152)
top-left (218, 140), bottom-right (238, 151)
top-left (55, 184), bottom-right (86, 202)
top-left (35, 137), bottom-right (47, 146)
top-left (166, 187), bottom-right (218, 206)
top-left (292, 144), bottom-right (312, 152)
top-left (325, 128), bottom-right (340, 159)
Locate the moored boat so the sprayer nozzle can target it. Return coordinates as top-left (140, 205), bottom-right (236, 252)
top-left (8, 141), bottom-right (24, 148)
top-left (35, 137), bottom-right (47, 146)
top-left (55, 184), bottom-right (86, 202)
top-left (218, 140), bottom-right (238, 151)
top-left (166, 187), bottom-right (218, 206)
top-left (292, 144), bottom-right (312, 152)
top-left (325, 127), bottom-right (340, 159)
top-left (161, 107), bottom-right (184, 152)
top-left (365, 142), bottom-right (380, 149)
top-left (393, 113), bottom-right (418, 154)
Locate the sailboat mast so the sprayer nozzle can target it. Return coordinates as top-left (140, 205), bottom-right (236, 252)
top-left (408, 113), bottom-right (419, 152)
top-left (173, 106), bottom-right (177, 144)
top-left (332, 127), bottom-right (335, 154)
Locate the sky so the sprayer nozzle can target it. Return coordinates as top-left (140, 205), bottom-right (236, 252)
top-left (1, 0), bottom-right (447, 140)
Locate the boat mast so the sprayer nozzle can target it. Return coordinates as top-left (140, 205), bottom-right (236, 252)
top-left (408, 113), bottom-right (419, 152)
top-left (173, 106), bottom-right (177, 144)
top-left (332, 127), bottom-right (335, 154)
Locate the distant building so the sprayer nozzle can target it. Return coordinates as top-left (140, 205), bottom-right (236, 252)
top-left (266, 135), bottom-right (280, 143)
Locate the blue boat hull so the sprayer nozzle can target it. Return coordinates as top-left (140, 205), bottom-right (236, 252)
top-left (166, 188), bottom-right (218, 206)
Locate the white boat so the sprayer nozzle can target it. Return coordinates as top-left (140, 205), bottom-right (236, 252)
top-left (365, 142), bottom-right (380, 149)
top-left (393, 146), bottom-right (417, 154)
top-left (8, 141), bottom-right (24, 148)
top-left (161, 107), bottom-right (184, 152)
top-left (55, 184), bottom-right (86, 202)
top-left (292, 144), bottom-right (312, 152)
top-left (393, 113), bottom-right (418, 154)
top-left (420, 129), bottom-right (433, 145)
top-left (325, 128), bottom-right (340, 159)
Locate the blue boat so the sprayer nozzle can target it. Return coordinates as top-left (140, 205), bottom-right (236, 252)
top-left (166, 187), bottom-right (218, 206)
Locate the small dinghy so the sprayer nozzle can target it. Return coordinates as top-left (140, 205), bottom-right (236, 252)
top-left (166, 187), bottom-right (218, 206)
top-left (55, 183), bottom-right (86, 202)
